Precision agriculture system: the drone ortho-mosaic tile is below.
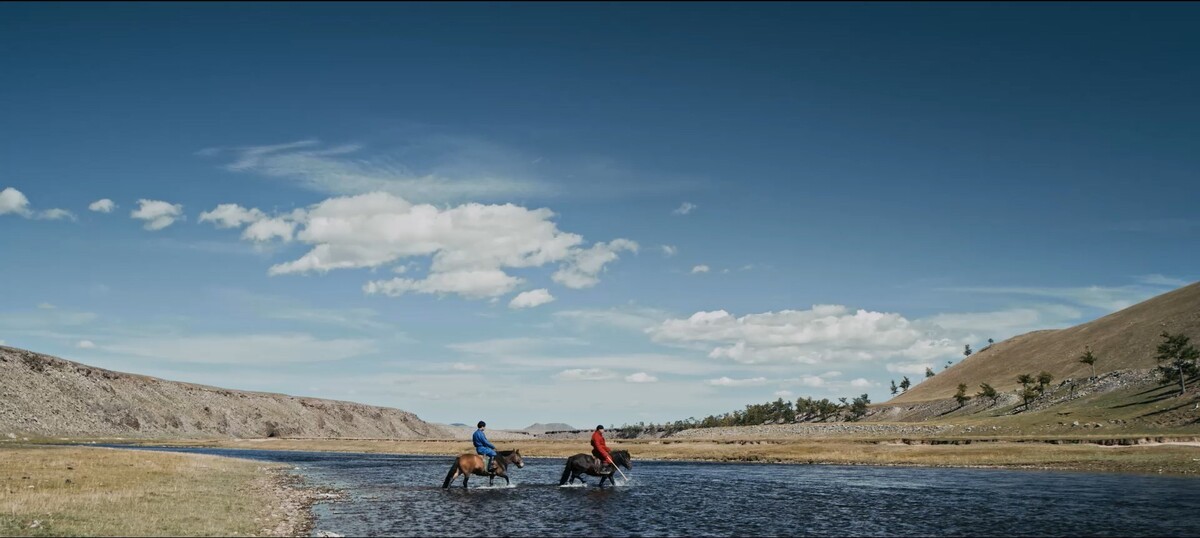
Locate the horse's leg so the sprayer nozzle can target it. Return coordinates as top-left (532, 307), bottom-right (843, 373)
top-left (504, 473), bottom-right (510, 486)
top-left (463, 473), bottom-right (469, 488)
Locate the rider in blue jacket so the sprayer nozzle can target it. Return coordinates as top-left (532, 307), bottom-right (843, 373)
top-left (473, 421), bottom-right (497, 473)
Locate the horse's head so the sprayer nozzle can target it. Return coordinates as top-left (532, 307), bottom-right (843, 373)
top-left (507, 449), bottom-right (525, 469)
top-left (612, 450), bottom-right (632, 470)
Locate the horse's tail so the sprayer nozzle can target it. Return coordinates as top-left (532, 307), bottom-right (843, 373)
top-left (442, 461), bottom-right (460, 489)
top-left (559, 460), bottom-right (573, 486)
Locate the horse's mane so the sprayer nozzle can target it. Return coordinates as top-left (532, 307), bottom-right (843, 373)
top-left (497, 449), bottom-right (518, 457)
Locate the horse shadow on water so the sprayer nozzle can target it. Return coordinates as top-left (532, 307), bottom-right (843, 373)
top-left (442, 450), bottom-right (525, 488)
top-left (559, 450), bottom-right (633, 488)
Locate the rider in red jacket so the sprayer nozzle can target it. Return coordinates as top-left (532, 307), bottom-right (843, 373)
top-left (590, 424), bottom-right (614, 466)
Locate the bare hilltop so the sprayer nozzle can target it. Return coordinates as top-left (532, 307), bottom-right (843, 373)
top-left (0, 346), bottom-right (456, 440)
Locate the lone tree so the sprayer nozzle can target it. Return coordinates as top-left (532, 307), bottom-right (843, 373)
top-left (964, 344), bottom-right (973, 358)
top-left (1036, 371), bottom-right (1054, 393)
top-left (925, 367), bottom-right (935, 379)
top-left (849, 394), bottom-right (871, 421)
top-left (899, 376), bottom-right (912, 393)
top-left (1016, 373), bottom-right (1034, 387)
top-left (1078, 347), bottom-right (1098, 380)
top-left (890, 379), bottom-right (898, 395)
top-left (977, 383), bottom-right (999, 406)
top-left (987, 338), bottom-right (994, 348)
top-left (1020, 385), bottom-right (1040, 410)
top-left (954, 383), bottom-right (972, 408)
top-left (944, 360), bottom-right (953, 370)
top-left (1155, 331), bottom-right (1200, 396)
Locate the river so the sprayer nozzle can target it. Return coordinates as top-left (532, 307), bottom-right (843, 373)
top-left (117, 446), bottom-right (1200, 537)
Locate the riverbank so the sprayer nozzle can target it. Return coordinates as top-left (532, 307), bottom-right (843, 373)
top-left (0, 445), bottom-right (321, 537)
top-left (112, 436), bottom-right (1200, 476)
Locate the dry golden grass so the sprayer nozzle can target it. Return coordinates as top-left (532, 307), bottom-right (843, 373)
top-left (0, 445), bottom-right (291, 537)
top-left (138, 437), bottom-right (1200, 475)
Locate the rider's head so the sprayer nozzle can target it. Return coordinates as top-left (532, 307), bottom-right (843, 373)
top-left (596, 424), bottom-right (604, 431)
top-left (477, 421), bottom-right (486, 429)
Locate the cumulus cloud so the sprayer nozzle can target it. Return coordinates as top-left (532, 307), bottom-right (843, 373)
top-left (625, 372), bottom-right (658, 383)
top-left (199, 203), bottom-right (265, 228)
top-left (0, 188), bottom-right (75, 221)
top-left (509, 289), bottom-right (555, 309)
top-left (0, 187), bottom-right (32, 217)
top-left (672, 202), bottom-right (697, 215)
top-left (88, 199), bottom-right (116, 213)
top-left (551, 239), bottom-right (638, 289)
top-left (690, 265), bottom-right (710, 274)
top-left (706, 376), bottom-right (768, 387)
top-left (198, 191), bottom-right (634, 299)
top-left (660, 245), bottom-right (678, 257)
top-left (75, 340), bottom-right (96, 349)
top-left (131, 199), bottom-right (184, 230)
top-left (556, 368), bottom-right (617, 381)
top-left (650, 305), bottom-right (961, 366)
top-left (849, 378), bottom-right (873, 388)
top-left (37, 208), bottom-right (76, 221)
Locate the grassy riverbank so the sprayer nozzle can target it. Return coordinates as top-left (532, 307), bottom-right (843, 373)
top-left (120, 436), bottom-right (1200, 476)
top-left (0, 445), bottom-right (313, 537)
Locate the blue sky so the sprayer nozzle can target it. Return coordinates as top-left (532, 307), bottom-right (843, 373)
top-left (1, 3), bottom-right (1197, 428)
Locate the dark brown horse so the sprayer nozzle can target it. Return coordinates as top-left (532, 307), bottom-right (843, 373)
top-left (442, 449), bottom-right (525, 488)
top-left (558, 450), bottom-right (632, 487)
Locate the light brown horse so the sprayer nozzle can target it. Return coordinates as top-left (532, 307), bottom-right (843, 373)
top-left (442, 449), bottom-right (525, 488)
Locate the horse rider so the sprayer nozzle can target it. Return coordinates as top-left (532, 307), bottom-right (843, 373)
top-left (473, 421), bottom-right (498, 473)
top-left (590, 424), bottom-right (615, 470)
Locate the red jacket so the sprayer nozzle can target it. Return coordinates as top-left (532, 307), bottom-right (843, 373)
top-left (591, 430), bottom-right (612, 461)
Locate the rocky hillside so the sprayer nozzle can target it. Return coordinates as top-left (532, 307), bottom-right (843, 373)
top-left (521, 422), bottom-right (577, 433)
top-left (890, 281), bottom-right (1200, 404)
top-left (0, 346), bottom-right (457, 439)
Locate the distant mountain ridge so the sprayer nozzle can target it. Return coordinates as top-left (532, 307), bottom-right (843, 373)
top-left (522, 422), bottom-right (577, 432)
top-left (0, 346), bottom-right (457, 439)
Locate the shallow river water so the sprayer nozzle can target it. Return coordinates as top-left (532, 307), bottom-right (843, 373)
top-left (121, 446), bottom-right (1200, 537)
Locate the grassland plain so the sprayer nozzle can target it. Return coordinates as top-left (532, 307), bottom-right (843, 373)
top-left (0, 445), bottom-right (321, 537)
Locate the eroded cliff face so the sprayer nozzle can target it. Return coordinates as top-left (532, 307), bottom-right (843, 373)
top-left (0, 346), bottom-right (457, 439)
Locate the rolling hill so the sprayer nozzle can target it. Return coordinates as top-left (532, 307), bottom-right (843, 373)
top-left (0, 346), bottom-right (457, 439)
top-left (889, 281), bottom-right (1200, 404)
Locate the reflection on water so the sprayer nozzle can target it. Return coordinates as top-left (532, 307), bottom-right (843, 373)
top-left (118, 446), bottom-right (1200, 537)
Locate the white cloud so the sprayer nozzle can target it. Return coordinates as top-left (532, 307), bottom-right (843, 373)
top-left (0, 339), bottom-right (6, 346)
top-left (691, 265), bottom-right (710, 274)
top-left (199, 203), bottom-right (265, 228)
top-left (509, 289), bottom-right (555, 309)
top-left (223, 191), bottom-right (629, 299)
top-left (103, 333), bottom-right (375, 364)
top-left (551, 239), bottom-right (638, 289)
top-left (886, 362), bottom-right (934, 376)
top-left (37, 208), bottom-right (76, 221)
top-left (452, 362), bottom-right (479, 371)
top-left (75, 340), bottom-right (96, 349)
top-left (649, 305), bottom-right (962, 366)
top-left (849, 378), bottom-right (873, 388)
top-left (131, 199), bottom-right (184, 230)
top-left (774, 390), bottom-right (794, 398)
top-left (88, 199), bottom-right (116, 213)
top-left (1135, 274), bottom-right (1191, 288)
top-left (37, 303), bottom-right (56, 310)
top-left (706, 376), bottom-right (768, 387)
top-left (0, 187), bottom-right (32, 217)
top-left (672, 202), bottom-right (697, 215)
top-left (242, 217), bottom-right (296, 243)
top-left (365, 269), bottom-right (523, 299)
top-left (660, 245), bottom-right (678, 257)
top-left (625, 372), bottom-right (658, 383)
top-left (206, 139), bottom-right (544, 203)
top-left (556, 368), bottom-right (617, 381)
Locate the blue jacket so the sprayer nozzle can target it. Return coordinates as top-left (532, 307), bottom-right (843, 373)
top-left (473, 429), bottom-right (496, 453)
